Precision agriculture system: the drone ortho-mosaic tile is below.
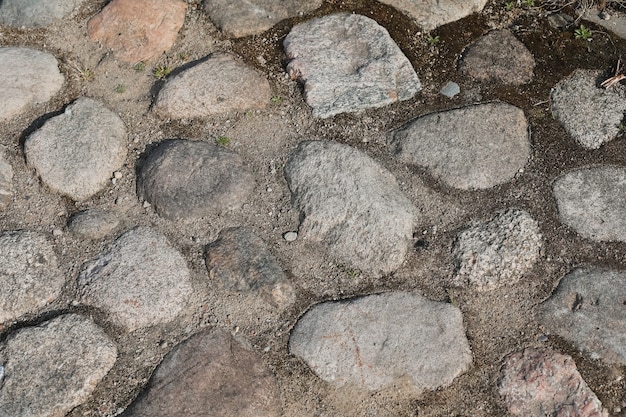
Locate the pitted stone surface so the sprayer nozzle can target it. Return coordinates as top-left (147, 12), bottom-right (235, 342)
top-left (284, 140), bottom-right (417, 277)
top-left (0, 153), bottom-right (12, 210)
top-left (551, 69), bottom-right (626, 149)
top-left (0, 230), bottom-right (63, 324)
top-left (289, 292), bottom-right (472, 392)
top-left (376, 0), bottom-right (488, 31)
top-left (283, 13), bottom-right (421, 118)
top-left (553, 166), bottom-right (626, 242)
top-left (68, 209), bottom-right (121, 240)
top-left (0, 0), bottom-right (85, 27)
top-left (0, 47), bottom-right (64, 122)
top-left (391, 103), bottom-right (530, 190)
top-left (453, 209), bottom-right (542, 291)
top-left (24, 97), bottom-right (127, 201)
top-left (78, 227), bottom-right (193, 331)
top-left (137, 140), bottom-right (255, 221)
top-left (0, 314), bottom-right (117, 417)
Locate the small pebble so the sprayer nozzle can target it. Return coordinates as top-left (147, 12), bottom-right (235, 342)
top-left (52, 228), bottom-right (63, 236)
top-left (143, 201), bottom-right (151, 208)
top-left (440, 81), bottom-right (460, 98)
top-left (538, 335), bottom-right (548, 342)
top-left (283, 231), bottom-right (298, 242)
top-left (113, 171), bottom-right (122, 179)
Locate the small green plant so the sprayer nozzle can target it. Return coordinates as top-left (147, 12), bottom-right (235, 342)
top-left (427, 35), bottom-right (440, 46)
top-left (70, 63), bottom-right (94, 82)
top-left (114, 84), bottom-right (126, 94)
top-left (215, 136), bottom-right (231, 146)
top-left (521, 0), bottom-right (535, 7)
top-left (574, 24), bottom-right (592, 40)
top-left (271, 95), bottom-right (283, 105)
top-left (154, 64), bottom-right (172, 80)
top-left (505, 1), bottom-right (516, 10)
top-left (134, 61), bottom-right (146, 72)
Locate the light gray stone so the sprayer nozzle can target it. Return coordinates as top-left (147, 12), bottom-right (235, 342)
top-left (391, 103), bottom-right (530, 190)
top-left (0, 154), bottom-right (12, 210)
top-left (376, 0), bottom-right (488, 31)
top-left (582, 9), bottom-right (626, 40)
top-left (284, 13), bottom-right (421, 118)
top-left (24, 98), bottom-right (127, 201)
top-left (0, 47), bottom-right (64, 122)
top-left (0, 314), bottom-right (117, 417)
top-left (440, 81), bottom-right (460, 98)
top-left (0, 0), bottom-right (85, 27)
top-left (289, 292), bottom-right (472, 392)
top-left (0, 230), bottom-right (64, 324)
top-left (68, 209), bottom-right (121, 240)
top-left (78, 227), bottom-right (193, 331)
top-left (284, 140), bottom-right (417, 277)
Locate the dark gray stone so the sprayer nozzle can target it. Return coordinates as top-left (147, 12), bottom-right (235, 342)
top-left (0, 0), bottom-right (85, 27)
top-left (68, 209), bottom-right (121, 240)
top-left (376, 0), bottom-right (488, 31)
top-left (0, 153), bottom-right (12, 210)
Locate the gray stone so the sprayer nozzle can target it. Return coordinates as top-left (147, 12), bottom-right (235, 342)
top-left (154, 53), bottom-right (271, 119)
top-left (499, 348), bottom-right (607, 417)
top-left (582, 9), bottom-right (626, 40)
top-left (289, 292), bottom-right (472, 392)
top-left (539, 268), bottom-right (626, 365)
top-left (440, 81), bottom-right (460, 98)
top-left (0, 47), bottom-right (64, 122)
top-left (284, 140), bottom-right (417, 277)
top-left (552, 166), bottom-right (626, 242)
top-left (391, 103), bottom-right (530, 190)
top-left (0, 0), bottom-right (85, 27)
top-left (137, 140), bottom-right (255, 221)
top-left (551, 69), bottom-right (626, 149)
top-left (0, 230), bottom-right (64, 324)
top-left (453, 209), bottom-right (542, 291)
top-left (24, 98), bottom-right (127, 201)
top-left (284, 13), bottom-right (421, 118)
top-left (122, 329), bottom-right (281, 417)
top-left (68, 209), bottom-right (121, 240)
top-left (204, 0), bottom-right (323, 38)
top-left (376, 0), bottom-right (488, 31)
top-left (0, 154), bottom-right (12, 210)
top-left (0, 314), bottom-right (117, 417)
top-left (78, 227), bottom-right (193, 331)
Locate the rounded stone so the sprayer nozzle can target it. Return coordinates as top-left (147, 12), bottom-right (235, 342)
top-left (68, 209), bottom-right (121, 240)
top-left (0, 0), bottom-right (85, 27)
top-left (376, 0), bottom-right (488, 31)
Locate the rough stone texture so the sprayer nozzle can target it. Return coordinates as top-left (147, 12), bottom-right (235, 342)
top-left (24, 97), bottom-right (127, 201)
top-left (0, 153), bottom-right (12, 210)
top-left (376, 0), bottom-right (488, 31)
top-left (0, 314), bottom-right (117, 417)
top-left (154, 53), bottom-right (271, 119)
top-left (551, 69), bottom-right (626, 149)
top-left (137, 140), bottom-right (255, 221)
top-left (284, 140), bottom-right (417, 277)
top-left (68, 209), bottom-right (121, 240)
top-left (499, 348), bottom-right (607, 417)
top-left (87, 0), bottom-right (187, 63)
top-left (283, 13), bottom-right (421, 118)
top-left (391, 103), bottom-right (530, 190)
top-left (205, 227), bottom-right (295, 306)
top-left (122, 328), bottom-right (281, 417)
top-left (0, 230), bottom-right (64, 324)
top-left (453, 209), bottom-right (542, 291)
top-left (78, 227), bottom-right (193, 331)
top-left (553, 166), bottom-right (626, 242)
top-left (582, 9), bottom-right (626, 41)
top-left (0, 0), bottom-right (85, 27)
top-left (458, 30), bottom-right (535, 85)
top-left (289, 292), bottom-right (472, 392)
top-left (539, 268), bottom-right (626, 365)
top-left (204, 0), bottom-right (323, 38)
top-left (0, 47), bottom-right (64, 122)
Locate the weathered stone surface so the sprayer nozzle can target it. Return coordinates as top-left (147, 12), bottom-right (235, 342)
top-left (0, 152), bottom-right (12, 210)
top-left (539, 268), bottom-right (626, 365)
top-left (154, 53), bottom-right (271, 119)
top-left (87, 0), bottom-right (187, 63)
top-left (377, 0), bottom-right (488, 31)
top-left (289, 292), bottom-right (472, 392)
top-left (284, 140), bottom-right (417, 277)
top-left (0, 47), bottom-right (64, 122)
top-left (0, 230), bottom-right (63, 324)
top-left (458, 30), bottom-right (535, 85)
top-left (204, 0), bottom-right (323, 38)
top-left (0, 314), bottom-right (117, 417)
top-left (24, 97), bottom-right (127, 201)
top-left (68, 209), bottom-right (121, 240)
top-left (78, 227), bottom-right (193, 331)
top-left (122, 328), bottom-right (281, 417)
top-left (0, 0), bottom-right (85, 27)
top-left (551, 69), bottom-right (626, 149)
top-left (553, 166), bottom-right (626, 242)
top-left (499, 348), bottom-right (607, 417)
top-left (137, 140), bottom-right (255, 221)
top-left (453, 209), bottom-right (542, 291)
top-left (391, 103), bottom-right (530, 190)
top-left (284, 13), bottom-right (421, 118)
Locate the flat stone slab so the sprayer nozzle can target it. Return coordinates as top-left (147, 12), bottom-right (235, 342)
top-left (553, 166), bottom-right (626, 242)
top-left (0, 0), bottom-right (85, 27)
top-left (391, 103), bottom-right (530, 190)
top-left (0, 314), bottom-right (117, 417)
top-left (68, 209), bottom-right (121, 240)
top-left (551, 69), bottom-right (626, 149)
top-left (284, 13), bottom-right (421, 118)
top-left (204, 0), bottom-right (323, 38)
top-left (499, 348), bottom-right (607, 417)
top-left (0, 153), bottom-right (12, 210)
top-left (87, 0), bottom-right (187, 63)
top-left (0, 230), bottom-right (64, 324)
top-left (539, 267), bottom-right (626, 365)
top-left (24, 97), bottom-right (127, 201)
top-left (0, 47), bottom-right (64, 122)
top-left (137, 140), bottom-right (255, 221)
top-left (122, 329), bottom-right (281, 417)
top-left (458, 29), bottom-right (535, 85)
top-left (284, 140), bottom-right (417, 277)
top-left (377, 0), bottom-right (487, 31)
top-left (78, 227), bottom-right (193, 331)
top-left (289, 292), bottom-right (472, 392)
